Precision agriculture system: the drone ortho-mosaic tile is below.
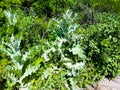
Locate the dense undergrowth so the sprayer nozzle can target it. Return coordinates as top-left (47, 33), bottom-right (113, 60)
top-left (0, 0), bottom-right (120, 90)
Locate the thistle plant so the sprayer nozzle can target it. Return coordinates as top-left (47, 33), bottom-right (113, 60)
top-left (54, 10), bottom-right (78, 39)
top-left (0, 35), bottom-right (40, 90)
top-left (4, 10), bottom-right (17, 26)
top-left (42, 10), bottom-right (86, 90)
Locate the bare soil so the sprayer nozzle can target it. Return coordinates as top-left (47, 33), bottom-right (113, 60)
top-left (88, 76), bottom-right (120, 90)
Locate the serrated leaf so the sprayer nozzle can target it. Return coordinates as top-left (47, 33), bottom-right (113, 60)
top-left (70, 44), bottom-right (86, 59)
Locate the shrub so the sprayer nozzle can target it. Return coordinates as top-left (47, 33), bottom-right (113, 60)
top-left (77, 12), bottom-right (120, 78)
top-left (0, 1), bottom-right (120, 89)
top-left (0, 10), bottom-right (87, 90)
top-left (0, 35), bottom-right (40, 90)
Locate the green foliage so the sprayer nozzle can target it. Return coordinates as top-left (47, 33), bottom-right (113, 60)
top-left (0, 35), bottom-right (40, 90)
top-left (32, 0), bottom-right (74, 17)
top-left (0, 0), bottom-right (120, 90)
top-left (77, 12), bottom-right (120, 78)
top-left (41, 10), bottom-right (85, 90)
top-left (94, 0), bottom-right (120, 13)
top-left (0, 59), bottom-right (11, 89)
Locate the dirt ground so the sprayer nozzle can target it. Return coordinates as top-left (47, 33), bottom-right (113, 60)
top-left (88, 76), bottom-right (120, 90)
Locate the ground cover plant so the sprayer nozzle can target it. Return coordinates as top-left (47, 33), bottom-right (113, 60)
top-left (0, 0), bottom-right (120, 90)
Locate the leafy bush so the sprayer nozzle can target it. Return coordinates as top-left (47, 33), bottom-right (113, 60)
top-left (35, 10), bottom-right (86, 90)
top-left (0, 35), bottom-right (40, 90)
top-left (0, 0), bottom-right (120, 89)
top-left (0, 10), bottom-right (86, 90)
top-left (77, 12), bottom-right (120, 78)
